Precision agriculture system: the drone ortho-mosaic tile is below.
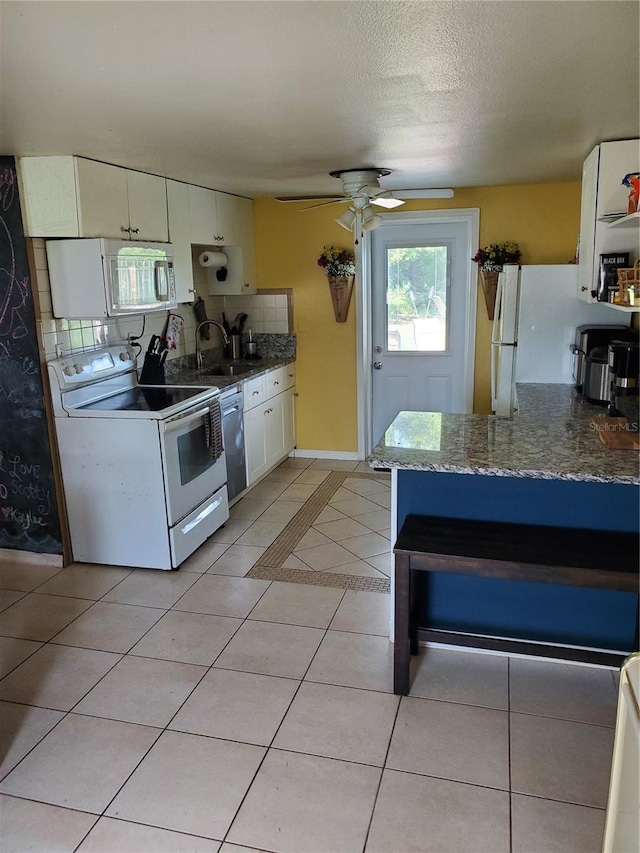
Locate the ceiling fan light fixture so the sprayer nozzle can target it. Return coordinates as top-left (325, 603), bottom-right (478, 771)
top-left (335, 207), bottom-right (356, 231)
top-left (361, 204), bottom-right (383, 231)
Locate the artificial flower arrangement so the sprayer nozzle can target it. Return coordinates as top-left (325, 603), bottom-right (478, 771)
top-left (317, 246), bottom-right (356, 277)
top-left (472, 242), bottom-right (522, 272)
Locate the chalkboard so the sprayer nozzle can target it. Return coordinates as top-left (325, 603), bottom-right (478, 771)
top-left (0, 157), bottom-right (62, 554)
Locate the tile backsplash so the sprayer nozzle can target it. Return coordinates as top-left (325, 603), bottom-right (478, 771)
top-left (32, 238), bottom-right (292, 363)
top-left (210, 293), bottom-right (291, 335)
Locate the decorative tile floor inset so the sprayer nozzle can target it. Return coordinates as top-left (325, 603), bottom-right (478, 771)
top-left (247, 470), bottom-right (391, 593)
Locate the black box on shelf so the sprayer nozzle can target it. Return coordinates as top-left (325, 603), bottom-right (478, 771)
top-left (598, 252), bottom-right (631, 302)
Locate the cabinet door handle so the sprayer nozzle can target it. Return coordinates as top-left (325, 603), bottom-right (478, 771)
top-left (121, 226), bottom-right (131, 233)
top-left (131, 227), bottom-right (139, 235)
top-left (274, 381), bottom-right (280, 386)
top-left (253, 390), bottom-right (260, 396)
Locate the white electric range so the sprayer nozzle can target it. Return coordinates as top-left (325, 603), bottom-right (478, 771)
top-left (48, 345), bottom-right (229, 570)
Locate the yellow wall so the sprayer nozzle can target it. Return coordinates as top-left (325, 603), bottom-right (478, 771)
top-left (254, 181), bottom-right (581, 452)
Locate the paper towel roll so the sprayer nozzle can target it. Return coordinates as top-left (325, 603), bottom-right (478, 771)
top-left (199, 251), bottom-right (228, 268)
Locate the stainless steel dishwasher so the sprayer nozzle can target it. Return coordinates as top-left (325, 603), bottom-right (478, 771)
top-left (220, 385), bottom-right (246, 502)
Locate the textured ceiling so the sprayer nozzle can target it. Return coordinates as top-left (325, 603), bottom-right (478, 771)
top-left (1, 1), bottom-right (638, 198)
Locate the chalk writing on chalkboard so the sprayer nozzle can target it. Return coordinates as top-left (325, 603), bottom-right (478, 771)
top-left (0, 157), bottom-right (62, 554)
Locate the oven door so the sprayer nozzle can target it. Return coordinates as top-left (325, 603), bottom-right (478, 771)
top-left (161, 403), bottom-right (227, 525)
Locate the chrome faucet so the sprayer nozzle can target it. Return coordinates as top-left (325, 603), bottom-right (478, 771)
top-left (195, 320), bottom-right (230, 370)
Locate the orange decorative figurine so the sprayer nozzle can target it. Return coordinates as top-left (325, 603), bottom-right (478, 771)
top-left (622, 173), bottom-right (640, 215)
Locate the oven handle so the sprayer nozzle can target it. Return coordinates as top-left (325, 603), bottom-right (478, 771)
top-left (162, 406), bottom-right (212, 432)
top-left (180, 496), bottom-right (223, 535)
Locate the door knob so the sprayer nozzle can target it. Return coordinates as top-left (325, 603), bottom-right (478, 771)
top-left (373, 361), bottom-right (383, 370)
top-left (374, 345), bottom-right (382, 353)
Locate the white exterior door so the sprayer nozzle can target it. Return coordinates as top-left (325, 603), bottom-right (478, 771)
top-left (369, 212), bottom-right (477, 445)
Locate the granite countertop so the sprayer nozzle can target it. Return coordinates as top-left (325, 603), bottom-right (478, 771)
top-left (165, 356), bottom-right (295, 391)
top-left (368, 384), bottom-right (639, 485)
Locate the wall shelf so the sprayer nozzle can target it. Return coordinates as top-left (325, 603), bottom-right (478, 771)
top-left (606, 302), bottom-right (640, 313)
top-left (607, 212), bottom-right (640, 229)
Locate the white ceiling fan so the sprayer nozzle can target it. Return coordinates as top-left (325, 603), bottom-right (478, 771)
top-left (275, 168), bottom-right (454, 231)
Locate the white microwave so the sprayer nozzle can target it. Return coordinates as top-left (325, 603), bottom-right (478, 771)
top-left (46, 238), bottom-right (177, 319)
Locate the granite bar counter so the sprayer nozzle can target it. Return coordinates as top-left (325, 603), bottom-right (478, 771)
top-left (369, 384), bottom-right (639, 485)
top-left (369, 384), bottom-right (639, 655)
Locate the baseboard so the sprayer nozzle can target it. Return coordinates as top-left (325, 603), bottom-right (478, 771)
top-left (417, 628), bottom-right (627, 669)
top-left (291, 450), bottom-right (361, 461)
top-left (0, 548), bottom-right (64, 568)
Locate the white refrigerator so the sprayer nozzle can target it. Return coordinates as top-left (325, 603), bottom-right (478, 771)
top-left (491, 264), bottom-right (626, 416)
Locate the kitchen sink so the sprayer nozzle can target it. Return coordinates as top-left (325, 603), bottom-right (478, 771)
top-left (204, 363), bottom-right (256, 377)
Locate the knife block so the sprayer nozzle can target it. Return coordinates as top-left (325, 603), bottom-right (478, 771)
top-left (140, 352), bottom-right (166, 385)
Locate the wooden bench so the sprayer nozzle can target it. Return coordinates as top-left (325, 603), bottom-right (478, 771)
top-left (393, 514), bottom-right (640, 695)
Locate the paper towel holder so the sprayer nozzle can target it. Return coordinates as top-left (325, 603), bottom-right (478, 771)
top-left (198, 250), bottom-right (228, 269)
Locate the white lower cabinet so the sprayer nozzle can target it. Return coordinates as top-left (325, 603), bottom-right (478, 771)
top-left (244, 366), bottom-right (296, 486)
top-left (282, 387), bottom-right (296, 452)
top-left (245, 403), bottom-right (271, 484)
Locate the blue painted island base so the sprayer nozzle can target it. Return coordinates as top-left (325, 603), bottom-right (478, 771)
top-left (396, 471), bottom-right (640, 654)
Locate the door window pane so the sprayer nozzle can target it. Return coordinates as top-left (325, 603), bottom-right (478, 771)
top-left (386, 246), bottom-right (448, 352)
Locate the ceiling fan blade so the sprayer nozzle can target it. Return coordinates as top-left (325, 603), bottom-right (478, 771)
top-left (301, 198), bottom-right (349, 211)
top-left (392, 188), bottom-right (454, 199)
top-left (275, 195), bottom-right (344, 203)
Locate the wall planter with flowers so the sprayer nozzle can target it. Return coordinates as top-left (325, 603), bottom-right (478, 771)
top-left (317, 246), bottom-right (356, 322)
top-left (472, 242), bottom-right (522, 319)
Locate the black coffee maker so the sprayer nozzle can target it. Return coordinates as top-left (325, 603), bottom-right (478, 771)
top-left (607, 341), bottom-right (640, 428)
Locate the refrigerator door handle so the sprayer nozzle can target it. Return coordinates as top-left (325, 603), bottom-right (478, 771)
top-left (492, 273), bottom-right (504, 343)
top-left (490, 343), bottom-right (498, 411)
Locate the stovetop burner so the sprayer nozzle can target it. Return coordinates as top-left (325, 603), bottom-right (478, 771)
top-left (48, 345), bottom-right (220, 420)
top-left (78, 385), bottom-right (205, 413)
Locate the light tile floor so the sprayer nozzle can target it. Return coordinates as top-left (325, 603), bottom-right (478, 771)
top-left (0, 458), bottom-right (618, 852)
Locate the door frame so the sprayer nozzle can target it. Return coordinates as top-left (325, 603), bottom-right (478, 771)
top-left (356, 208), bottom-right (479, 457)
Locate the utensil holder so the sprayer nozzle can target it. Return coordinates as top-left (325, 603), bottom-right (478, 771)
top-left (230, 334), bottom-right (241, 360)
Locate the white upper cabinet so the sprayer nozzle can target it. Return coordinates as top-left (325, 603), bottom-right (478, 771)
top-left (166, 179), bottom-right (195, 304)
top-left (214, 194), bottom-right (256, 294)
top-left (122, 167), bottom-right (168, 241)
top-left (18, 156), bottom-right (256, 296)
top-left (18, 156), bottom-right (168, 242)
top-left (216, 190), bottom-right (248, 246)
top-left (578, 139), bottom-right (639, 303)
top-left (18, 156), bottom-right (79, 236)
top-left (187, 185), bottom-right (220, 245)
top-left (74, 159), bottom-right (129, 237)
top-left (188, 185), bottom-right (256, 295)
